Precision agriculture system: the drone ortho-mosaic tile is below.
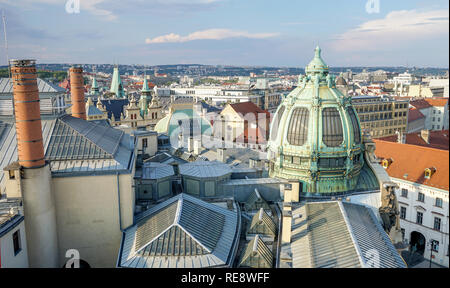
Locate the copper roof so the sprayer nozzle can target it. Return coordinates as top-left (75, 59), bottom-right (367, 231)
top-left (373, 140), bottom-right (449, 190)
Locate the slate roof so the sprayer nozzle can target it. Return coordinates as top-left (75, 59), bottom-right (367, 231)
top-left (95, 99), bottom-right (129, 120)
top-left (286, 201), bottom-right (407, 268)
top-left (118, 193), bottom-right (239, 268)
top-left (87, 105), bottom-right (104, 117)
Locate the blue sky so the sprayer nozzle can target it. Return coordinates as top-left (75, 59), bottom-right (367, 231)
top-left (0, 0), bottom-right (448, 67)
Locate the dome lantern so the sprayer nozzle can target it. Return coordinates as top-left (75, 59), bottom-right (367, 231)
top-left (268, 47), bottom-right (365, 196)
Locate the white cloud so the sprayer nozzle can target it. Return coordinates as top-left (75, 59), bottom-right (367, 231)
top-left (145, 29), bottom-right (278, 44)
top-left (331, 9), bottom-right (449, 51)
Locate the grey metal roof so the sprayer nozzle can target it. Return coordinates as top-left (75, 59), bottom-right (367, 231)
top-left (287, 201), bottom-right (406, 268)
top-left (222, 178), bottom-right (288, 186)
top-left (87, 105), bottom-right (104, 116)
top-left (1, 115), bottom-right (134, 194)
top-left (141, 162), bottom-right (174, 180)
top-left (119, 193), bottom-right (239, 268)
top-left (239, 235), bottom-right (273, 268)
top-left (244, 189), bottom-right (271, 211)
top-left (248, 208), bottom-right (277, 237)
top-left (342, 202), bottom-right (407, 268)
top-left (0, 78), bottom-right (65, 94)
top-left (179, 161), bottom-right (232, 178)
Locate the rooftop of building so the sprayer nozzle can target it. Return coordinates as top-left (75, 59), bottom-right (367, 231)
top-left (378, 130), bottom-right (449, 151)
top-left (408, 108), bottom-right (426, 122)
top-left (179, 160), bottom-right (232, 179)
top-left (280, 201), bottom-right (406, 268)
top-left (0, 114), bottom-right (135, 194)
top-left (0, 200), bottom-right (23, 238)
top-left (229, 101), bottom-right (270, 117)
top-left (0, 77), bottom-right (65, 95)
top-left (118, 193), bottom-right (240, 268)
top-left (373, 140), bottom-right (449, 191)
top-left (410, 98), bottom-right (449, 110)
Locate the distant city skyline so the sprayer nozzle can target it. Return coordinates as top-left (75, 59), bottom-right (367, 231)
top-left (0, 0), bottom-right (448, 68)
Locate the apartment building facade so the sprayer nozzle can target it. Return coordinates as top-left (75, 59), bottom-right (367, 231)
top-left (352, 95), bottom-right (410, 138)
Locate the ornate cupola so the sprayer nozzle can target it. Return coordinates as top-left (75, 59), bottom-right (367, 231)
top-left (139, 76), bottom-right (151, 117)
top-left (268, 47), bottom-right (364, 196)
top-left (90, 77), bottom-right (100, 96)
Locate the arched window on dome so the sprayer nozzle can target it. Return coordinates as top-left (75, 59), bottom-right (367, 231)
top-left (270, 106), bottom-right (285, 141)
top-left (287, 108), bottom-right (309, 146)
top-left (322, 107), bottom-right (343, 147)
top-left (347, 107), bottom-right (361, 144)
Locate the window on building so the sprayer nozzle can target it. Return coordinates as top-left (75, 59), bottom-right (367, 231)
top-left (142, 138), bottom-right (148, 148)
top-left (322, 108), bottom-right (344, 147)
top-left (431, 240), bottom-right (439, 253)
top-left (434, 217), bottom-right (441, 231)
top-left (416, 211), bottom-right (423, 225)
top-left (287, 108), bottom-right (310, 146)
top-left (401, 188), bottom-right (408, 198)
top-left (400, 207), bottom-right (407, 219)
top-left (13, 230), bottom-right (21, 255)
top-left (436, 198), bottom-right (443, 208)
top-left (418, 192), bottom-right (425, 203)
top-left (401, 228), bottom-right (405, 241)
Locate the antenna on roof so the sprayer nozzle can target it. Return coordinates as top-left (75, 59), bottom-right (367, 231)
top-left (2, 9), bottom-right (11, 79)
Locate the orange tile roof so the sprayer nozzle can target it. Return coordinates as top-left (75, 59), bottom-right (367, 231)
top-left (373, 140), bottom-right (449, 191)
top-left (410, 99), bottom-right (432, 110)
top-left (424, 98), bottom-right (449, 107)
top-left (378, 130), bottom-right (449, 151)
top-left (408, 108), bottom-right (425, 122)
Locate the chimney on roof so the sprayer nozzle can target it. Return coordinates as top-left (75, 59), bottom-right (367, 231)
top-left (9, 59), bottom-right (59, 267)
top-left (10, 59), bottom-right (45, 168)
top-left (396, 130), bottom-right (406, 144)
top-left (420, 130), bottom-right (430, 144)
top-left (69, 66), bottom-right (86, 120)
top-left (282, 210), bottom-right (292, 244)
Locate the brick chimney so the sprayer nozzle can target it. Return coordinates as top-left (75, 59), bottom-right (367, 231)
top-left (69, 66), bottom-right (86, 120)
top-left (8, 59), bottom-right (59, 267)
top-left (10, 59), bottom-right (45, 168)
top-left (420, 130), bottom-right (430, 144)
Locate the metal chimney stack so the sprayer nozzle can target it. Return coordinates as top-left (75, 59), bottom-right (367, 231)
top-left (10, 59), bottom-right (45, 168)
top-left (69, 66), bottom-right (86, 120)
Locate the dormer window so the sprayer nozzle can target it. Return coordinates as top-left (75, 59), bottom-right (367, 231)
top-left (382, 158), bottom-right (393, 169)
top-left (424, 167), bottom-right (436, 179)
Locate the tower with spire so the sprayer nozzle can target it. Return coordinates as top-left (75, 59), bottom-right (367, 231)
top-left (90, 77), bottom-right (100, 96)
top-left (110, 65), bottom-right (125, 98)
top-left (139, 76), bottom-right (151, 118)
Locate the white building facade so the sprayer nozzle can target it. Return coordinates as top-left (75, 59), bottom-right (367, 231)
top-left (395, 178), bottom-right (449, 267)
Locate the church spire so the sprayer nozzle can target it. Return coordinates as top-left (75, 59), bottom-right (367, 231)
top-left (110, 65), bottom-right (125, 98)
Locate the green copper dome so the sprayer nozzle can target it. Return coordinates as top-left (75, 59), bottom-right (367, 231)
top-left (268, 47), bottom-right (364, 196)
